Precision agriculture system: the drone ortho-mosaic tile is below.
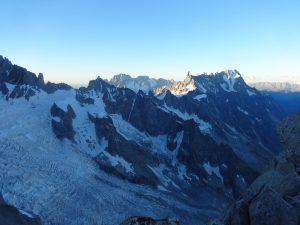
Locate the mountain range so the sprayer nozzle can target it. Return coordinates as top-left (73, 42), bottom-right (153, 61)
top-left (249, 81), bottom-right (300, 93)
top-left (0, 55), bottom-right (287, 225)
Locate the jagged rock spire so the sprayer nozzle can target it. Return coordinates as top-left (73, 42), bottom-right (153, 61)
top-left (38, 73), bottom-right (45, 86)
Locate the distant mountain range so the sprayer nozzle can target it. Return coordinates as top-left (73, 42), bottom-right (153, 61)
top-left (109, 74), bottom-right (173, 93)
top-left (249, 81), bottom-right (300, 92)
top-left (107, 73), bottom-right (300, 115)
top-left (0, 55), bottom-right (287, 225)
top-left (245, 82), bottom-right (300, 115)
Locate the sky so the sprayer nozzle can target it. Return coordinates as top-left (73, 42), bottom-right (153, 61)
top-left (0, 0), bottom-right (299, 85)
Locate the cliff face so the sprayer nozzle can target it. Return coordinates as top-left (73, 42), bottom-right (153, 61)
top-left (278, 111), bottom-right (300, 165)
top-left (221, 111), bottom-right (300, 225)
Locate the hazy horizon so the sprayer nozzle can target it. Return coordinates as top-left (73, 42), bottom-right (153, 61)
top-left (1, 0), bottom-right (299, 84)
top-left (2, 53), bottom-right (300, 86)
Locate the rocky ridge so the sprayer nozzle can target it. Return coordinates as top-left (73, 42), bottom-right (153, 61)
top-left (220, 111), bottom-right (300, 225)
top-left (0, 56), bottom-right (72, 99)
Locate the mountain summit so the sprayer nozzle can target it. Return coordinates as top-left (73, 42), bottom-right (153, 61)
top-left (109, 74), bottom-right (173, 93)
top-left (154, 69), bottom-right (245, 96)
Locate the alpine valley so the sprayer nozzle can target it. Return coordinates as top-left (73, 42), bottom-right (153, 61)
top-left (0, 55), bottom-right (287, 225)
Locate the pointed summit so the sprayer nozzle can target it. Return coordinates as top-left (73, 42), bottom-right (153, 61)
top-left (224, 69), bottom-right (241, 80)
top-left (38, 73), bottom-right (45, 86)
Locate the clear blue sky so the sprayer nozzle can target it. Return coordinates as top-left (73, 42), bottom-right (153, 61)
top-left (0, 0), bottom-right (299, 84)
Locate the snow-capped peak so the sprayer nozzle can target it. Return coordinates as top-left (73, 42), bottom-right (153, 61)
top-left (154, 72), bottom-right (197, 97)
top-left (220, 70), bottom-right (242, 92)
top-left (224, 69), bottom-right (241, 80)
top-left (109, 74), bottom-right (172, 93)
top-left (154, 70), bottom-right (245, 97)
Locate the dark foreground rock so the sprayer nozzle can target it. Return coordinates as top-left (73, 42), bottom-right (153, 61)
top-left (119, 216), bottom-right (179, 225)
top-left (220, 111), bottom-right (300, 225)
top-left (0, 194), bottom-right (41, 225)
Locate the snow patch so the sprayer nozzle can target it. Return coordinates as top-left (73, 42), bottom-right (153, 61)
top-left (156, 91), bottom-right (167, 100)
top-left (221, 70), bottom-right (240, 92)
top-left (236, 174), bottom-right (246, 184)
top-left (247, 89), bottom-right (256, 96)
top-left (237, 106), bottom-right (249, 115)
top-left (5, 82), bottom-right (15, 94)
top-left (225, 123), bottom-right (238, 134)
top-left (203, 162), bottom-right (223, 183)
top-left (102, 151), bottom-right (135, 174)
top-left (195, 82), bottom-right (207, 93)
top-left (18, 209), bottom-right (34, 218)
top-left (193, 94), bottom-right (207, 101)
top-left (177, 164), bottom-right (192, 181)
top-left (148, 164), bottom-right (181, 190)
top-left (170, 131), bottom-right (184, 166)
top-left (163, 104), bottom-right (212, 135)
top-left (111, 114), bottom-right (169, 155)
top-left (52, 116), bottom-right (61, 122)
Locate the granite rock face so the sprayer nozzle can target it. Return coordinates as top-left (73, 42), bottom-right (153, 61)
top-left (221, 111), bottom-right (300, 225)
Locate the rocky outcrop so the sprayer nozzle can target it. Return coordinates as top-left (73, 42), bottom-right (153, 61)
top-left (8, 85), bottom-right (36, 100)
top-left (7, 65), bottom-right (41, 87)
top-left (0, 55), bottom-right (72, 99)
top-left (0, 56), bottom-right (13, 82)
top-left (89, 115), bottom-right (159, 187)
top-left (0, 82), bottom-right (8, 95)
top-left (51, 103), bottom-right (76, 141)
top-left (44, 82), bottom-right (72, 94)
top-left (221, 111), bottom-right (300, 225)
top-left (76, 87), bottom-right (94, 105)
top-left (0, 193), bottom-right (41, 225)
top-left (278, 111), bottom-right (300, 165)
top-left (119, 216), bottom-right (179, 225)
